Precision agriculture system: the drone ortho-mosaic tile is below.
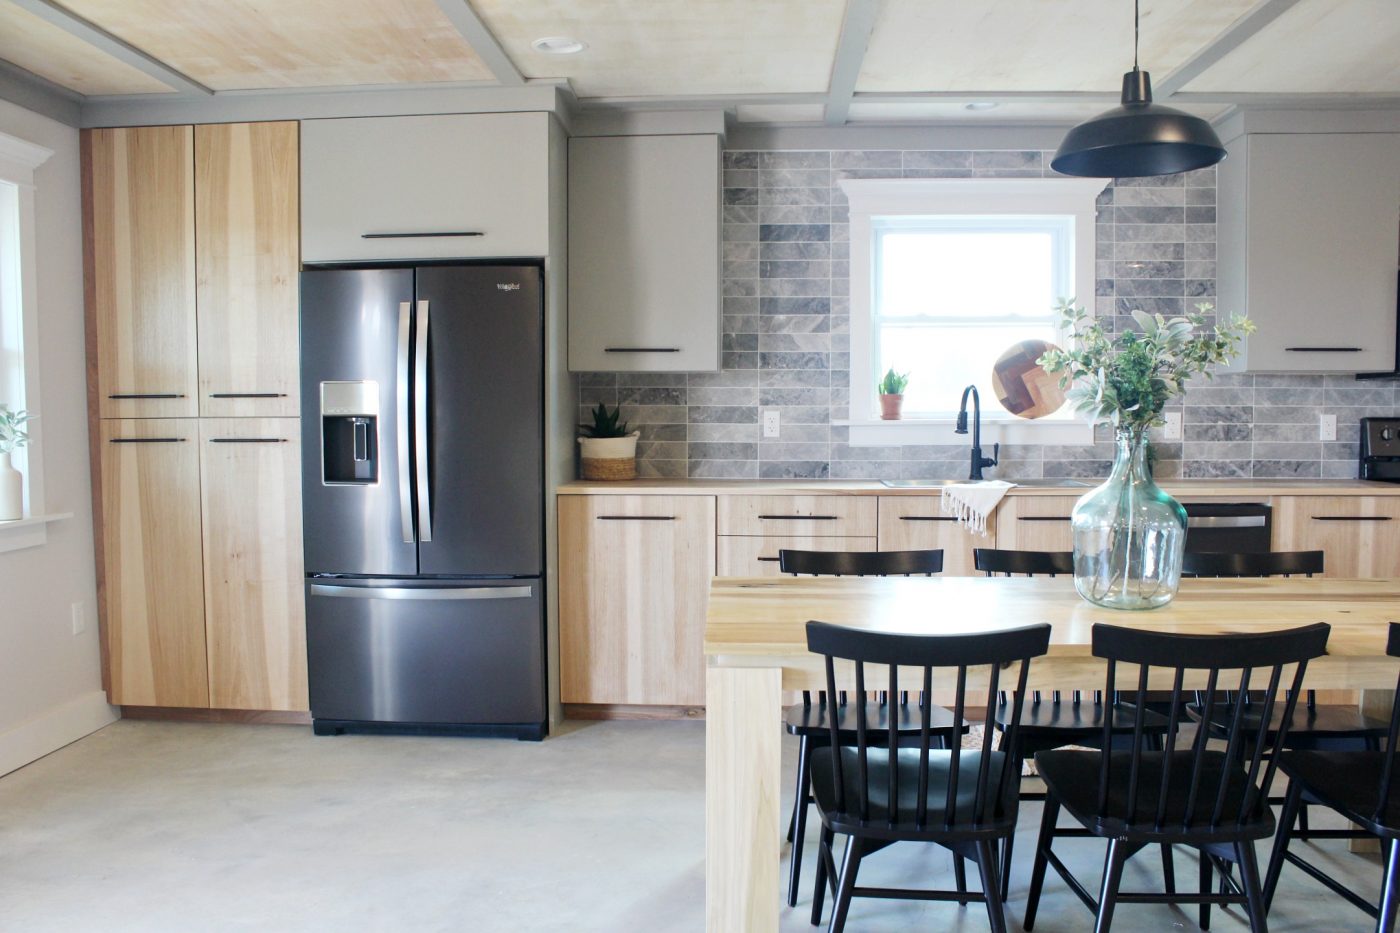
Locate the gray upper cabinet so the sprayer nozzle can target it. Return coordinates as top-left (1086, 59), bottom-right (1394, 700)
top-left (1218, 132), bottom-right (1400, 373)
top-left (568, 134), bottom-right (721, 372)
top-left (300, 113), bottom-right (551, 263)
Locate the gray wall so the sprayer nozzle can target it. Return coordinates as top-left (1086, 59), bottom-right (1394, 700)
top-left (579, 147), bottom-right (1398, 481)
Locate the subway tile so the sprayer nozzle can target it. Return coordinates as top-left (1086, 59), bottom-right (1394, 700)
top-left (832, 150), bottom-right (902, 169)
top-left (1114, 205), bottom-right (1185, 225)
top-left (758, 460), bottom-right (830, 479)
top-left (759, 442), bottom-right (831, 461)
top-left (759, 186), bottom-right (831, 207)
top-left (758, 296), bottom-right (830, 315)
top-left (760, 314), bottom-right (830, 334)
top-left (1251, 460), bottom-right (1321, 478)
top-left (761, 369), bottom-right (829, 388)
top-left (1112, 186), bottom-right (1186, 207)
top-left (761, 205), bottom-right (833, 224)
top-left (723, 169), bottom-right (757, 188)
top-left (758, 351), bottom-right (829, 370)
top-left (759, 151), bottom-right (831, 170)
top-left (724, 151), bottom-right (759, 169)
top-left (759, 259), bottom-right (831, 279)
top-left (687, 405), bottom-right (758, 424)
top-left (688, 459), bottom-right (759, 479)
top-left (759, 168), bottom-right (831, 188)
top-left (688, 387), bottom-right (759, 407)
top-left (688, 442), bottom-right (758, 460)
top-left (758, 278), bottom-right (831, 297)
top-left (1183, 460), bottom-right (1250, 478)
top-left (688, 422), bottom-right (758, 443)
top-left (636, 458), bottom-right (688, 479)
top-left (759, 241), bottom-right (831, 261)
top-left (724, 205), bottom-right (759, 224)
top-left (902, 151), bottom-right (973, 171)
top-left (758, 333), bottom-right (830, 353)
top-left (759, 387), bottom-right (830, 406)
top-left (618, 386), bottom-right (686, 406)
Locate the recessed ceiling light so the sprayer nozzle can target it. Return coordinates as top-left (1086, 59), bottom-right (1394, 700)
top-left (965, 102), bottom-right (999, 111)
top-left (532, 36), bottom-right (587, 55)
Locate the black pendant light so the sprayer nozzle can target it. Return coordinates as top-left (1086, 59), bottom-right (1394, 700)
top-left (1051, 0), bottom-right (1226, 178)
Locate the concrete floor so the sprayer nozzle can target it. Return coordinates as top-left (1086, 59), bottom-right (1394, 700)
top-left (0, 719), bottom-right (1382, 932)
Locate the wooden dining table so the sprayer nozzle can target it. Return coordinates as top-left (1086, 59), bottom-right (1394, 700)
top-left (702, 574), bottom-right (1400, 933)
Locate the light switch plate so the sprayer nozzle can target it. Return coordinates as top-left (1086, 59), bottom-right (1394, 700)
top-left (1320, 414), bottom-right (1337, 442)
top-left (1162, 411), bottom-right (1182, 441)
top-left (70, 601), bottom-right (85, 635)
top-left (762, 409), bottom-right (780, 438)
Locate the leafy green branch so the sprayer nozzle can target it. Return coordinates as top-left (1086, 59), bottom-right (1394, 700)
top-left (0, 405), bottom-right (32, 455)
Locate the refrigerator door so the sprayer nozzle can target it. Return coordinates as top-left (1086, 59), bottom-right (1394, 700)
top-left (300, 268), bottom-right (418, 576)
top-left (305, 578), bottom-right (545, 725)
top-left (415, 265), bottom-right (544, 576)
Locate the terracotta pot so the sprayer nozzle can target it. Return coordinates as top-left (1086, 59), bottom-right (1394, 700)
top-left (879, 394), bottom-right (904, 421)
top-left (578, 432), bottom-right (640, 480)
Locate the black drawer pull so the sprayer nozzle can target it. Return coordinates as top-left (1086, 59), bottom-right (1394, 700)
top-left (597, 515), bottom-right (676, 521)
top-left (362, 231), bottom-right (483, 239)
top-left (209, 392), bottom-right (287, 399)
top-left (758, 515), bottom-right (839, 521)
top-left (1018, 516), bottom-right (1072, 522)
top-left (899, 516), bottom-right (956, 522)
top-left (756, 556), bottom-right (781, 562)
top-left (210, 438), bottom-right (288, 444)
top-left (1285, 347), bottom-right (1363, 352)
top-left (110, 437), bottom-right (185, 444)
top-left (108, 393), bottom-right (184, 399)
top-left (1311, 515), bottom-right (1393, 522)
top-left (605, 347), bottom-right (681, 353)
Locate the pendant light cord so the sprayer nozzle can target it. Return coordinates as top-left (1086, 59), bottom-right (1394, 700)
top-left (1134, 0), bottom-right (1140, 71)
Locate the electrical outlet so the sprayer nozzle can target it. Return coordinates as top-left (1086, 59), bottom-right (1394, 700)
top-left (1162, 411), bottom-right (1182, 441)
top-left (70, 601), bottom-right (85, 636)
top-left (762, 409), bottom-right (780, 439)
top-left (1320, 414), bottom-right (1337, 442)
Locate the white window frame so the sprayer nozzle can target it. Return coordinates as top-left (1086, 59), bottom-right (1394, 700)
top-left (842, 177), bottom-right (1108, 446)
top-left (0, 128), bottom-right (67, 553)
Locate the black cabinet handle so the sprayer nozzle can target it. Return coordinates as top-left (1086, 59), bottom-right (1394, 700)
top-left (758, 515), bottom-right (838, 521)
top-left (597, 515), bottom-right (676, 521)
top-left (109, 437), bottom-right (185, 444)
top-left (1311, 515), bottom-right (1393, 522)
top-left (899, 516), bottom-right (956, 522)
top-left (209, 438), bottom-right (288, 444)
top-left (756, 556), bottom-right (781, 562)
top-left (362, 231), bottom-right (483, 239)
top-left (1018, 516), bottom-right (1072, 522)
top-left (1285, 347), bottom-right (1363, 352)
top-left (208, 392), bottom-right (287, 399)
top-left (108, 393), bottom-right (185, 399)
top-left (605, 347), bottom-right (681, 353)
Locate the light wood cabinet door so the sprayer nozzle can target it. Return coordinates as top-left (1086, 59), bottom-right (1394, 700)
top-left (100, 419), bottom-right (207, 707)
top-left (877, 496), bottom-right (990, 576)
top-left (994, 496), bottom-right (1079, 552)
top-left (1273, 496), bottom-right (1400, 578)
top-left (717, 495), bottom-right (877, 537)
top-left (559, 495), bottom-right (716, 706)
top-left (199, 419), bottom-right (307, 711)
top-left (87, 125), bottom-right (198, 419)
top-left (195, 122), bottom-right (300, 417)
top-left (717, 536), bottom-right (879, 578)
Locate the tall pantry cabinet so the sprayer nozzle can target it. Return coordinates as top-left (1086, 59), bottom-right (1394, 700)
top-left (84, 122), bottom-right (306, 713)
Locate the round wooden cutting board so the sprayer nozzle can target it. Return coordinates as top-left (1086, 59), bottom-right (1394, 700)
top-left (991, 339), bottom-right (1067, 419)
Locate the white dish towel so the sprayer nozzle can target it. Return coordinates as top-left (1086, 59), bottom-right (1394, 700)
top-left (940, 480), bottom-right (1015, 536)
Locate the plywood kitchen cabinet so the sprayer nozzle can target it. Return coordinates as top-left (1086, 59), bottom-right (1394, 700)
top-left (1274, 496), bottom-right (1400, 578)
top-left (1219, 132), bottom-right (1400, 373)
top-left (195, 122), bottom-right (300, 417)
top-left (86, 125), bottom-right (198, 419)
top-left (716, 535), bottom-right (879, 577)
top-left (99, 419), bottom-right (208, 707)
top-left (995, 496), bottom-right (1078, 552)
top-left (877, 496), bottom-right (989, 576)
top-left (567, 133), bottom-right (721, 372)
top-left (718, 495), bottom-right (876, 537)
top-left (199, 420), bottom-right (307, 711)
top-left (300, 112), bottom-right (551, 262)
top-left (558, 495), bottom-right (715, 708)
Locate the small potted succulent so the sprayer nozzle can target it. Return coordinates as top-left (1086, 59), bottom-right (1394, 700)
top-left (577, 403), bottom-right (640, 481)
top-left (0, 405), bottom-right (31, 521)
top-left (877, 368), bottom-right (909, 420)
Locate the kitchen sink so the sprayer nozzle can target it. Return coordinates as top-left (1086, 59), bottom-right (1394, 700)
top-left (880, 478), bottom-right (1092, 488)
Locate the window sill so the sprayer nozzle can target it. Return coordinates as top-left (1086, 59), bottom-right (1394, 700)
top-left (838, 419), bottom-right (1094, 447)
top-left (0, 512), bottom-right (73, 555)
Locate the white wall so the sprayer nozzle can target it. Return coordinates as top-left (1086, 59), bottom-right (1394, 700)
top-left (0, 98), bottom-right (113, 776)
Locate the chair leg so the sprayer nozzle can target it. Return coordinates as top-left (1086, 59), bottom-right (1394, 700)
top-left (1236, 840), bottom-right (1268, 933)
top-left (1161, 843), bottom-right (1176, 894)
top-left (976, 838), bottom-right (1010, 933)
top-left (1297, 803), bottom-right (1309, 838)
top-left (954, 852), bottom-right (968, 906)
top-left (787, 736), bottom-right (812, 907)
top-left (1200, 848), bottom-right (1214, 931)
top-left (827, 836), bottom-right (864, 933)
top-left (1264, 779), bottom-right (1305, 912)
top-left (1378, 838), bottom-right (1400, 933)
top-left (1023, 794), bottom-right (1061, 931)
top-left (1095, 838), bottom-right (1128, 933)
top-left (810, 826), bottom-right (834, 926)
top-left (998, 743), bottom-right (1024, 901)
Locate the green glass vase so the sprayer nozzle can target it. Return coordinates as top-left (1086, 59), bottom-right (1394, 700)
top-left (1071, 426), bottom-right (1187, 610)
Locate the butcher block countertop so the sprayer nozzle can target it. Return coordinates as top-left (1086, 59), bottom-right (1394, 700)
top-left (558, 478), bottom-right (1400, 497)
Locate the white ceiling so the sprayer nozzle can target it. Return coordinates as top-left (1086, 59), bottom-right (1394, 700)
top-left (0, 0), bottom-right (1396, 124)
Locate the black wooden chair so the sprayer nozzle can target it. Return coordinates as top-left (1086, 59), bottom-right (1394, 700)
top-left (975, 547), bottom-right (1176, 899)
top-left (1263, 621), bottom-right (1400, 932)
top-left (1183, 550), bottom-right (1389, 840)
top-left (778, 548), bottom-right (965, 907)
top-left (1024, 621), bottom-right (1331, 933)
top-left (805, 618), bottom-right (1052, 933)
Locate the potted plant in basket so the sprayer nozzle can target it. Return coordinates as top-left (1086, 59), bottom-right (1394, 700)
top-left (1038, 301), bottom-right (1254, 610)
top-left (577, 403), bottom-right (640, 481)
top-left (0, 405), bottom-right (32, 521)
top-left (877, 368), bottom-right (909, 420)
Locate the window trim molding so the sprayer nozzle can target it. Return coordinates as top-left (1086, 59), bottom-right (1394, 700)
top-left (842, 176), bottom-right (1107, 446)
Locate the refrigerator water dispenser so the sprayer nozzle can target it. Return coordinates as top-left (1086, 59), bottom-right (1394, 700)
top-left (321, 381), bottom-right (379, 485)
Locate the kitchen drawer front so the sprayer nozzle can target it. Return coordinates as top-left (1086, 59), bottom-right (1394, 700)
top-left (1273, 495), bottom-right (1400, 578)
top-left (994, 496), bottom-right (1078, 553)
top-left (717, 535), bottom-right (877, 577)
top-left (718, 495), bottom-right (876, 537)
top-left (877, 496), bottom-right (990, 577)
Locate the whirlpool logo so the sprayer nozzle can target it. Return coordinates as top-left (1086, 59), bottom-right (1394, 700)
top-left (496, 283), bottom-right (521, 291)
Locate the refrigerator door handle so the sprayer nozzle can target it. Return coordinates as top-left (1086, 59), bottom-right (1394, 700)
top-left (414, 298), bottom-right (433, 542)
top-left (309, 584), bottom-right (534, 601)
top-left (396, 300), bottom-right (414, 543)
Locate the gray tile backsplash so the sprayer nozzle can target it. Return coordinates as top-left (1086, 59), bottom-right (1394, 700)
top-left (579, 148), bottom-right (1399, 481)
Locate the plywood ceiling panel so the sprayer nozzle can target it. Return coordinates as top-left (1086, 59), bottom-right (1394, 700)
top-left (1184, 0), bottom-right (1400, 93)
top-left (0, 1), bottom-right (170, 95)
top-left (858, 0), bottom-right (1257, 93)
top-left (58, 0), bottom-right (493, 90)
top-left (473, 0), bottom-right (846, 97)
top-left (846, 100), bottom-right (1232, 125)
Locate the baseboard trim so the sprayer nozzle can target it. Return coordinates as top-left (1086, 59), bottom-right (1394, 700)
top-left (120, 706), bottom-right (312, 725)
top-left (0, 690), bottom-right (118, 777)
top-left (563, 703), bottom-right (705, 721)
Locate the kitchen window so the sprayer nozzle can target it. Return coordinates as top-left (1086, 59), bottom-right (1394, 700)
top-left (842, 177), bottom-right (1107, 445)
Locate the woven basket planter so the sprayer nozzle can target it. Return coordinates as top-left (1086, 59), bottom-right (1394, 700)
top-left (579, 433), bottom-right (639, 481)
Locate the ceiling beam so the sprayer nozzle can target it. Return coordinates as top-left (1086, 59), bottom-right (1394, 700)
top-left (823, 0), bottom-right (882, 126)
top-left (1155, 0), bottom-right (1304, 98)
top-left (432, 0), bottom-right (524, 87)
top-left (0, 59), bottom-right (83, 126)
top-left (7, 0), bottom-right (211, 96)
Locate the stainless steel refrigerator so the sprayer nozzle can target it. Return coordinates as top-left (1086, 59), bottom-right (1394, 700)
top-left (300, 263), bottom-right (545, 740)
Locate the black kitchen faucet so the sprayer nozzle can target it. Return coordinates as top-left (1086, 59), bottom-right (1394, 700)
top-left (955, 385), bottom-right (999, 480)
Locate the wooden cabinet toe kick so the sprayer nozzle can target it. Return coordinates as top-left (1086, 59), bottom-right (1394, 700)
top-left (564, 703), bottom-right (705, 721)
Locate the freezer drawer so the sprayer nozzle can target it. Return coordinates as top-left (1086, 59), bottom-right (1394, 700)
top-left (305, 579), bottom-right (545, 730)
